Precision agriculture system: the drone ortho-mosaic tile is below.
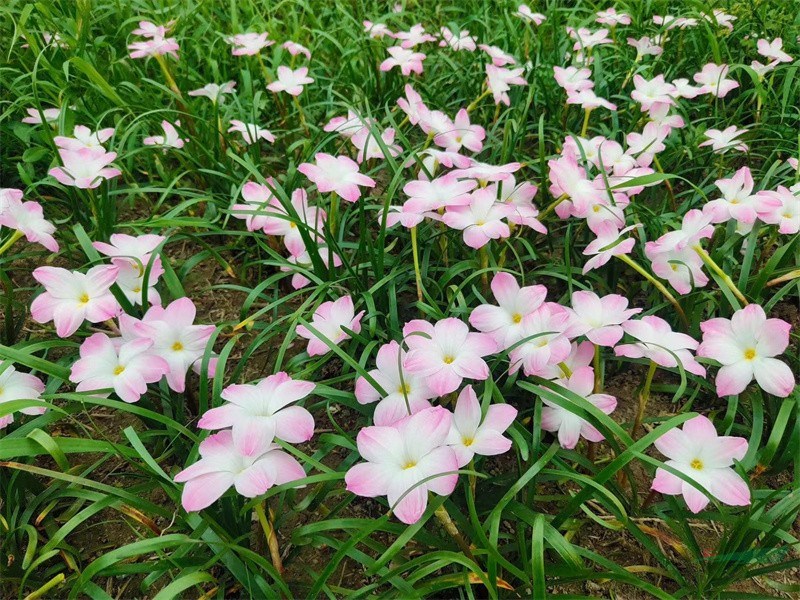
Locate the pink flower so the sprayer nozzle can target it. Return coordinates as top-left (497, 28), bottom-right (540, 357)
top-left (396, 84), bottom-right (429, 125)
top-left (175, 430), bottom-right (305, 511)
top-left (699, 126), bottom-right (749, 153)
top-left (452, 161), bottom-right (521, 183)
top-left (755, 185), bottom-right (800, 234)
top-left (22, 107), bottom-right (64, 125)
top-left (345, 406), bottom-right (459, 524)
top-left (646, 244), bottom-right (709, 295)
top-left (283, 243), bottom-right (341, 289)
top-left (93, 233), bottom-right (166, 306)
top-left (230, 179), bottom-right (284, 233)
top-left (615, 316), bottom-right (705, 376)
top-left (631, 75), bottom-right (677, 111)
top-left (698, 304), bottom-right (795, 398)
top-left (442, 187), bottom-right (512, 249)
top-left (650, 209), bottom-right (714, 253)
top-left (693, 63), bottom-right (739, 98)
top-left (54, 125), bottom-right (115, 151)
top-left (670, 77), bottom-right (702, 99)
top-left (363, 21), bottom-right (392, 39)
top-left (380, 46), bottom-right (426, 76)
top-left (143, 120), bottom-right (187, 150)
top-left (515, 5), bottom-right (546, 25)
top-left (188, 81), bottom-right (236, 103)
top-left (439, 27), bottom-right (477, 52)
top-left (469, 272), bottom-right (548, 349)
top-left (296, 296), bottom-right (364, 357)
top-left (485, 65), bottom-right (526, 106)
top-left (267, 66), bottom-right (314, 96)
top-left (433, 109), bottom-right (485, 153)
top-left (49, 147), bottom-right (121, 189)
top-left (0, 188), bottom-right (23, 213)
top-left (479, 44), bottom-right (516, 67)
top-left (705, 9), bottom-right (736, 32)
top-left (127, 37), bottom-right (179, 60)
top-left (227, 120), bottom-right (275, 144)
top-left (31, 265), bottom-right (120, 337)
top-left (117, 298), bottom-right (216, 393)
top-left (568, 27), bottom-right (612, 50)
top-left (0, 196), bottom-right (58, 252)
top-left (539, 340), bottom-right (595, 380)
top-left (132, 21), bottom-right (173, 38)
top-left (508, 303), bottom-right (573, 377)
top-left (323, 110), bottom-right (372, 138)
top-left (596, 8), bottom-right (631, 26)
top-left (582, 223), bottom-right (638, 274)
top-left (393, 24), bottom-right (436, 48)
top-left (627, 37), bottom-right (663, 60)
top-left (198, 372), bottom-right (315, 453)
top-left (355, 341), bottom-right (435, 426)
top-left (653, 15), bottom-right (697, 30)
top-left (757, 38), bottom-right (792, 64)
top-left (553, 66), bottom-right (594, 93)
top-left (70, 333), bottom-right (169, 403)
top-left (298, 153), bottom-right (375, 202)
top-left (651, 415), bottom-right (749, 513)
top-left (499, 176), bottom-right (545, 232)
top-left (226, 32), bottom-right (273, 56)
top-left (568, 291), bottom-right (641, 347)
top-left (351, 127), bottom-right (403, 163)
top-left (446, 385), bottom-right (517, 466)
top-left (402, 174), bottom-right (476, 215)
top-left (403, 318), bottom-right (496, 396)
top-left (567, 88), bottom-right (617, 111)
top-left (704, 167), bottom-right (773, 231)
top-left (541, 366), bottom-right (617, 449)
top-left (0, 362), bottom-right (46, 429)
top-left (283, 41), bottom-right (311, 59)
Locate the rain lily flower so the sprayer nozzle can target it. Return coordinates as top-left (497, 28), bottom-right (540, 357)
top-left (118, 298), bottom-right (216, 393)
top-left (704, 167), bottom-right (777, 231)
top-left (582, 223), bottom-right (639, 274)
top-left (345, 406), bottom-right (459, 524)
top-left (596, 8), bottom-right (631, 26)
top-left (143, 120), bottom-right (187, 150)
top-left (22, 106), bottom-right (64, 125)
top-left (0, 196), bottom-right (59, 252)
top-left (400, 174), bottom-right (476, 218)
top-left (363, 21), bottom-right (392, 39)
top-left (351, 127), bottom-right (403, 163)
top-left (645, 244), bottom-right (709, 295)
top-left (283, 40), bottom-right (311, 59)
top-left (628, 36), bottom-right (663, 60)
top-left (469, 272), bottom-right (548, 350)
top-left (693, 63), bottom-right (739, 98)
top-left (631, 75), bottom-right (677, 111)
top-left (485, 64), bottom-right (527, 106)
top-left (324, 110), bottom-right (372, 139)
top-left (653, 15), bottom-right (697, 30)
top-left (649, 209), bottom-right (715, 254)
top-left (615, 316), bottom-right (706, 376)
top-left (296, 296), bottom-right (364, 357)
top-left (175, 430), bottom-right (306, 511)
top-left (508, 302), bottom-right (573, 377)
top-left (403, 318), bottom-right (496, 396)
top-left (226, 32), bottom-right (273, 55)
top-left (439, 27), bottom-right (477, 52)
top-left (267, 66), bottom-right (314, 95)
top-left (705, 9), bottom-right (736, 32)
top-left (227, 120), bottom-right (275, 144)
top-left (0, 188), bottom-right (22, 213)
top-left (127, 36), bottom-right (179, 60)
top-left (651, 415), bottom-right (750, 513)
top-left (396, 84), bottom-right (429, 125)
top-left (541, 366), bottom-right (617, 449)
top-left (93, 233), bottom-right (166, 306)
top-left (298, 153), bottom-right (376, 202)
top-left (568, 291), bottom-right (641, 347)
top-left (553, 66), bottom-right (594, 93)
top-left (568, 27), bottom-right (612, 50)
top-left (515, 5), bottom-right (546, 25)
top-left (132, 20), bottom-right (173, 38)
top-left (698, 304), bottom-right (795, 398)
top-left (198, 372), bottom-right (315, 453)
top-left (750, 60), bottom-right (777, 79)
top-left (453, 161), bottom-right (521, 183)
top-left (442, 187), bottom-right (513, 249)
top-left (670, 78), bottom-right (702, 99)
top-left (418, 109), bottom-right (454, 137)
top-left (394, 24), bottom-right (436, 48)
top-left (756, 185), bottom-right (800, 234)
top-left (188, 81), bottom-right (236, 103)
top-left (433, 109), bottom-right (485, 153)
top-left (539, 341), bottom-right (595, 380)
top-left (446, 385), bottom-right (517, 466)
top-left (49, 147), bottom-right (121, 188)
top-left (355, 341), bottom-right (435, 426)
top-left (283, 243), bottom-right (342, 289)
top-left (498, 176), bottom-right (545, 232)
top-left (699, 126), bottom-right (749, 154)
top-left (757, 38), bottom-right (792, 64)
top-left (70, 333), bottom-right (169, 403)
top-left (380, 46), bottom-right (426, 76)
top-left (567, 89), bottom-right (617, 111)
top-left (54, 125), bottom-right (115, 151)
top-left (230, 179), bottom-right (285, 233)
top-left (0, 362), bottom-right (46, 429)
top-left (479, 44), bottom-right (516, 67)
top-left (31, 265), bottom-right (120, 337)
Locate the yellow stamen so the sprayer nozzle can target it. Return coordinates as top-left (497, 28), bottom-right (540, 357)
top-left (443, 356), bottom-right (455, 364)
top-left (397, 383), bottom-right (412, 394)
top-left (78, 293), bottom-right (90, 304)
top-left (744, 348), bottom-right (756, 360)
top-left (690, 458), bottom-right (703, 470)
top-left (402, 461), bottom-right (416, 470)
top-left (512, 313), bottom-right (522, 324)
top-left (113, 365), bottom-right (125, 375)
top-left (172, 341), bottom-right (184, 352)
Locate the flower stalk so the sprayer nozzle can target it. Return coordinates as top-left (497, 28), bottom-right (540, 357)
top-left (693, 244), bottom-right (749, 306)
top-left (254, 501), bottom-right (284, 574)
top-left (0, 230), bottom-right (24, 257)
top-left (410, 225), bottom-right (424, 303)
top-left (632, 360), bottom-right (657, 438)
top-left (615, 253), bottom-right (689, 329)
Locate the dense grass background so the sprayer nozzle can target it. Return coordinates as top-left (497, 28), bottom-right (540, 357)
top-left (1, 0), bottom-right (799, 598)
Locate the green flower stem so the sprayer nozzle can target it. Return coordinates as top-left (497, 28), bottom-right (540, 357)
top-left (292, 95), bottom-right (310, 136)
top-left (24, 573), bottom-right (65, 600)
top-left (558, 362), bottom-right (573, 378)
top-left (328, 194), bottom-right (340, 237)
top-left (767, 268), bottom-right (800, 288)
top-left (410, 225), bottom-right (424, 303)
top-left (254, 501), bottom-right (284, 574)
top-left (652, 155), bottom-right (676, 210)
top-left (580, 108), bottom-right (593, 137)
top-left (693, 244), bottom-right (749, 306)
top-left (593, 344), bottom-right (602, 393)
top-left (0, 230), bottom-right (24, 257)
top-left (632, 360), bottom-right (658, 439)
top-left (434, 503), bottom-right (476, 563)
top-left (615, 253), bottom-right (689, 329)
top-left (479, 246), bottom-right (489, 292)
top-left (466, 88), bottom-right (492, 113)
top-left (537, 193), bottom-right (568, 221)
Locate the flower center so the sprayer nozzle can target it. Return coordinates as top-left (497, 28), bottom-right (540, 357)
top-left (690, 458), bottom-right (703, 470)
top-left (113, 365), bottom-right (125, 375)
top-left (397, 383), bottom-right (412, 394)
top-left (172, 341), bottom-right (184, 352)
top-left (512, 313), bottom-right (522, 324)
top-left (402, 461), bottom-right (417, 470)
top-left (462, 437), bottom-right (474, 447)
top-left (443, 355), bottom-right (455, 364)
top-left (78, 293), bottom-right (90, 304)
top-left (744, 348), bottom-right (756, 360)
